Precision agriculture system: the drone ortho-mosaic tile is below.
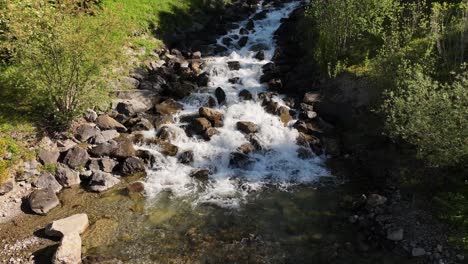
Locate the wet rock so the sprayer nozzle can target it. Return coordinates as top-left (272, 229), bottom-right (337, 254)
top-left (239, 89), bottom-right (253, 100)
top-left (204, 127), bottom-right (220, 140)
top-left (249, 135), bottom-right (263, 151)
top-left (75, 124), bottom-right (100, 142)
top-left (90, 141), bottom-right (118, 157)
top-left (56, 164), bottom-right (80, 188)
top-left (192, 117), bottom-right (212, 134)
top-left (33, 173), bottom-right (62, 193)
top-left (227, 61), bottom-right (241, 71)
top-left (190, 60), bottom-right (203, 74)
top-left (254, 50), bottom-right (265, 60)
top-left (246, 19), bottom-right (255, 30)
top-left (111, 138), bottom-right (136, 159)
top-left (157, 126), bottom-right (179, 141)
top-left (387, 228), bottom-right (404, 241)
top-left (197, 72), bottom-right (210, 87)
top-left (303, 92), bottom-right (320, 104)
top-left (250, 43), bottom-right (269, 52)
top-left (239, 28), bottom-right (249, 35)
top-left (206, 96), bottom-right (217, 108)
top-left (237, 121), bottom-right (258, 134)
top-left (165, 81), bottom-right (197, 99)
top-left (199, 107), bottom-right (223, 127)
top-left (367, 194), bottom-right (387, 207)
top-left (237, 143), bottom-right (255, 154)
top-left (100, 157), bottom-right (117, 173)
top-left (0, 181), bottom-right (14, 196)
top-left (29, 188), bottom-right (60, 215)
top-left (45, 213), bottom-right (89, 237)
top-left (222, 37), bottom-right (233, 46)
top-left (189, 169), bottom-right (210, 181)
top-left (297, 147), bottom-right (313, 159)
top-left (120, 157), bottom-right (146, 176)
top-left (252, 10), bottom-right (267, 20)
top-left (229, 152), bottom-right (254, 169)
top-left (116, 99), bottom-right (151, 116)
top-left (228, 77), bottom-right (241, 84)
top-left (63, 146), bottom-right (90, 169)
top-left (192, 51), bottom-right (202, 59)
top-left (215, 87), bottom-right (226, 105)
top-left (96, 115), bottom-right (127, 132)
top-left (93, 130), bottom-right (120, 144)
top-left (84, 109), bottom-right (98, 122)
top-left (155, 98), bottom-right (183, 115)
top-left (278, 106), bottom-right (292, 125)
top-left (268, 78), bottom-right (283, 90)
top-left (238, 36), bottom-right (249, 47)
top-left (88, 171), bottom-right (120, 192)
top-left (157, 140), bottom-right (179, 156)
top-left (131, 118), bottom-right (153, 132)
top-left (136, 150), bottom-right (156, 167)
top-left (127, 181), bottom-right (145, 193)
top-left (38, 149), bottom-right (60, 165)
top-left (178, 150), bottom-right (194, 165)
top-left (412, 247), bottom-right (426, 257)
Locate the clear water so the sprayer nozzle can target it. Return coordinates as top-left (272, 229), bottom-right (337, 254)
top-left (138, 0), bottom-right (330, 208)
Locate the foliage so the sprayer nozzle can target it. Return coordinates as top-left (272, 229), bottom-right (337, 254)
top-left (0, 0), bottom-right (124, 131)
top-left (0, 134), bottom-right (33, 185)
top-left (434, 190), bottom-right (468, 248)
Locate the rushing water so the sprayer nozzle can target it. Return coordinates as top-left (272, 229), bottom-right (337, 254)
top-left (138, 1), bottom-right (330, 208)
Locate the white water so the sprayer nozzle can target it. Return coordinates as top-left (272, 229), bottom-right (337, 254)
top-left (139, 1), bottom-right (330, 208)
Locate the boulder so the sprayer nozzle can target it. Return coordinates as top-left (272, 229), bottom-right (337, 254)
top-left (88, 171), bottom-right (120, 192)
top-left (237, 143), bottom-right (255, 154)
top-left (254, 50), bottom-right (265, 60)
top-left (215, 87), bottom-right (226, 105)
top-left (89, 141), bottom-right (118, 157)
top-left (239, 89), bottom-right (253, 100)
top-left (29, 188), bottom-right (60, 215)
top-left (57, 140), bottom-right (77, 153)
top-left (88, 159), bottom-right (100, 171)
top-left (0, 181), bottom-right (14, 196)
top-left (63, 147), bottom-right (90, 169)
top-left (178, 150), bottom-right (194, 165)
top-left (100, 157), bottom-right (117, 173)
top-left (53, 233), bottom-right (82, 264)
top-left (367, 194), bottom-right (387, 207)
top-left (303, 92), bottom-right (320, 104)
top-left (297, 147), bottom-right (313, 159)
top-left (386, 228), bottom-right (404, 241)
top-left (155, 98), bottom-right (183, 115)
top-left (84, 109), bottom-right (98, 122)
top-left (189, 169), bottom-right (210, 181)
top-left (268, 78), bottom-right (283, 90)
top-left (192, 118), bottom-right (212, 134)
top-left (116, 99), bottom-right (151, 116)
top-left (412, 248), bottom-right (426, 257)
top-left (38, 149), bottom-right (60, 165)
top-left (56, 164), bottom-right (80, 188)
top-left (111, 138), bottom-right (136, 159)
top-left (120, 157), bottom-right (146, 176)
top-left (164, 81), bottom-right (197, 99)
top-left (136, 150), bottom-right (157, 167)
top-left (239, 28), bottom-right (249, 35)
top-left (33, 172), bottom-right (62, 193)
top-left (238, 36), bottom-right (249, 47)
top-left (131, 118), bottom-right (153, 132)
top-left (156, 140), bottom-right (179, 156)
top-left (246, 19), bottom-right (255, 30)
top-left (278, 106), bottom-right (292, 125)
top-left (127, 181), bottom-right (145, 193)
top-left (197, 72), bottom-right (210, 87)
top-left (74, 124), bottom-right (100, 142)
top-left (228, 77), bottom-right (241, 84)
top-left (236, 121), bottom-right (258, 134)
top-left (227, 61), bottom-right (241, 71)
top-left (157, 126), bottom-right (179, 141)
top-left (45, 213), bottom-right (89, 237)
top-left (199, 107), bottom-right (223, 127)
top-left (96, 115), bottom-right (127, 132)
top-left (229, 152), bottom-right (254, 169)
top-left (204, 127), bottom-right (220, 140)
top-left (93, 130), bottom-right (120, 144)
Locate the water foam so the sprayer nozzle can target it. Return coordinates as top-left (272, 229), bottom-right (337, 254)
top-left (139, 1), bottom-right (331, 207)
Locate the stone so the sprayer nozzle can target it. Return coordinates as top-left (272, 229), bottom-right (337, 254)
top-left (411, 247), bottom-right (426, 257)
top-left (57, 139), bottom-right (77, 153)
top-left (197, 72), bottom-right (210, 87)
top-left (115, 99), bottom-right (151, 116)
top-left (303, 92), bottom-right (320, 104)
top-left (164, 81), bottom-right (197, 99)
top-left (156, 140), bottom-right (179, 156)
top-left (88, 159), bottom-right (100, 171)
top-left (93, 130), bottom-right (120, 144)
top-left (53, 233), bottom-right (82, 264)
top-left (246, 19), bottom-right (255, 30)
top-left (111, 138), bottom-right (136, 159)
top-left (56, 164), bottom-right (80, 188)
top-left (192, 118), bottom-right (212, 134)
top-left (322, 137), bottom-right (340, 157)
top-left (136, 150), bottom-right (157, 167)
top-left (157, 126), bottom-right (179, 141)
top-left (254, 50), bottom-right (265, 60)
top-left (0, 181), bottom-right (14, 196)
top-left (127, 181), bottom-right (145, 193)
top-left (155, 99), bottom-right (183, 115)
top-left (227, 61), bottom-right (241, 71)
top-left (33, 173), bottom-right (62, 193)
top-left (215, 87), bottom-right (226, 105)
top-left (120, 157), bottom-right (146, 176)
top-left (29, 188), bottom-right (60, 215)
top-left (189, 169), bottom-right (210, 181)
top-left (45, 213), bottom-right (89, 237)
top-left (38, 149), bottom-right (60, 165)
top-left (84, 109), bottom-right (98, 122)
top-left (238, 36), bottom-right (248, 47)
top-left (278, 106), bottom-right (292, 125)
top-left (192, 51), bottom-right (202, 59)
top-left (240, 28), bottom-right (249, 35)
top-left (74, 124), bottom-right (99, 142)
top-left (121, 76), bottom-right (140, 89)
top-left (89, 141), bottom-right (118, 157)
top-left (229, 152), bottom-right (254, 169)
top-left (297, 147), bottom-right (313, 159)
top-left (237, 143), bottom-right (255, 154)
top-left (178, 150), bottom-right (194, 165)
top-left (367, 194), bottom-right (387, 207)
top-left (100, 157), bottom-right (117, 173)
top-left (96, 115), bottom-right (127, 132)
top-left (131, 118), bottom-right (153, 132)
top-left (204, 127), bottom-right (220, 140)
top-left (199, 107), bottom-right (223, 127)
top-left (88, 171), bottom-right (120, 192)
top-left (386, 228), bottom-right (404, 241)
top-left (63, 147), bottom-right (90, 169)
top-left (239, 89), bottom-right (253, 100)
top-left (268, 78), bottom-right (283, 90)
top-left (236, 121), bottom-right (258, 134)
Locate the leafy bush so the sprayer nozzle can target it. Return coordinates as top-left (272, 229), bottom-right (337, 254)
top-left (0, 0), bottom-right (123, 130)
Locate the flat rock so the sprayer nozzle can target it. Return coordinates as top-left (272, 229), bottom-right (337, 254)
top-left (29, 188), bottom-right (60, 215)
top-left (115, 99), bottom-right (151, 116)
top-left (227, 61), bottom-right (241, 71)
top-left (45, 213), bottom-right (89, 237)
top-left (96, 115), bottom-right (127, 132)
top-left (93, 130), bottom-right (120, 144)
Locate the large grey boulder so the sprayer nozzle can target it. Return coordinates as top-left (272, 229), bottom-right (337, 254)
top-left (93, 130), bottom-right (120, 144)
top-left (56, 164), bottom-right (80, 188)
top-left (63, 147), bottom-right (90, 169)
top-left (38, 149), bottom-right (60, 165)
top-left (74, 124), bottom-right (100, 142)
top-left (88, 171), bottom-right (120, 192)
top-left (89, 141), bottom-right (118, 157)
top-left (115, 99), bottom-right (152, 116)
top-left (33, 172), bottom-right (62, 193)
top-left (120, 157), bottom-right (146, 176)
top-left (29, 188), bottom-right (60, 215)
top-left (100, 157), bottom-right (117, 173)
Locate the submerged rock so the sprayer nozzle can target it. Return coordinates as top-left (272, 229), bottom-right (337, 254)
top-left (229, 152), bottom-right (254, 169)
top-left (127, 181), bottom-right (145, 193)
top-left (227, 61), bottom-right (241, 71)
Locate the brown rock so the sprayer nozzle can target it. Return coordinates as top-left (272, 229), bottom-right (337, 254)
top-left (127, 181), bottom-right (145, 193)
top-left (155, 99), bottom-right (183, 115)
top-left (199, 107), bottom-right (223, 127)
top-left (192, 118), bottom-right (212, 134)
top-left (96, 115), bottom-right (127, 132)
top-left (278, 106), bottom-right (292, 125)
top-left (204, 127), bottom-right (220, 140)
top-left (237, 143), bottom-right (255, 154)
top-left (236, 121), bottom-right (258, 134)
